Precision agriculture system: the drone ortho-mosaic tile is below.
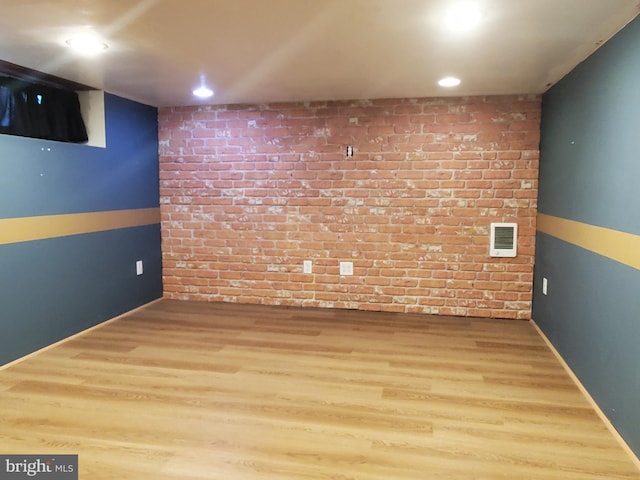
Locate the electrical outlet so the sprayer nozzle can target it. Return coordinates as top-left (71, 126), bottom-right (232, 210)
top-left (303, 260), bottom-right (312, 274)
top-left (136, 260), bottom-right (143, 276)
top-left (542, 277), bottom-right (548, 295)
top-left (339, 261), bottom-right (353, 276)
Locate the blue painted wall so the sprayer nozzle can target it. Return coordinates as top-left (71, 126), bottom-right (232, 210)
top-left (534, 16), bottom-right (640, 456)
top-left (0, 93), bottom-right (162, 365)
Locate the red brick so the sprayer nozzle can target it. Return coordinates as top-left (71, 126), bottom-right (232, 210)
top-left (159, 95), bottom-right (540, 319)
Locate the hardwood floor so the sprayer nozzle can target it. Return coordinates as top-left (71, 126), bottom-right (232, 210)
top-left (1, 299), bottom-right (638, 479)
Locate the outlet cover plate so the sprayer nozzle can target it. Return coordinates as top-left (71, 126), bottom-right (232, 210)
top-left (339, 261), bottom-right (353, 276)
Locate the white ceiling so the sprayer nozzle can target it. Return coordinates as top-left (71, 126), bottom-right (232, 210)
top-left (0, 0), bottom-right (638, 107)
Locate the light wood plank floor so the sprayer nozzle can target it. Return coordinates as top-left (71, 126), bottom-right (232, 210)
top-left (1, 299), bottom-right (638, 479)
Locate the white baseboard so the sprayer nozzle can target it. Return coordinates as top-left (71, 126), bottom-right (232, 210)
top-left (530, 319), bottom-right (640, 471)
top-left (0, 297), bottom-right (163, 370)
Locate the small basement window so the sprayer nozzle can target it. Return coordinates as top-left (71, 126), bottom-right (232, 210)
top-left (0, 60), bottom-right (106, 144)
top-left (0, 76), bottom-right (88, 143)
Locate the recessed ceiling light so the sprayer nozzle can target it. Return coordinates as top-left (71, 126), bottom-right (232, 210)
top-left (193, 75), bottom-right (214, 99)
top-left (438, 77), bottom-right (461, 87)
top-left (444, 2), bottom-right (483, 32)
top-left (193, 85), bottom-right (214, 98)
top-left (65, 34), bottom-right (108, 56)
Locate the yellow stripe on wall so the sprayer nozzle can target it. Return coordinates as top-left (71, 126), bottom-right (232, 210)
top-left (537, 213), bottom-right (640, 271)
top-left (0, 208), bottom-right (160, 245)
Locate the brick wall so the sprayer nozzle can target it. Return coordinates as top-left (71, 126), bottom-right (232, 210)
top-left (159, 95), bottom-right (540, 319)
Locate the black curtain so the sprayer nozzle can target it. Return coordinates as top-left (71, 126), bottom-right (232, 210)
top-left (0, 77), bottom-right (88, 143)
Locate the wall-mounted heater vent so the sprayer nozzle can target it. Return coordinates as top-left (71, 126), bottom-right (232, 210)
top-left (490, 223), bottom-right (518, 257)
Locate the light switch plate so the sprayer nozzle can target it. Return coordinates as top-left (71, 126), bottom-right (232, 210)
top-left (303, 260), bottom-right (312, 274)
